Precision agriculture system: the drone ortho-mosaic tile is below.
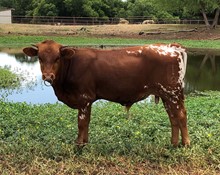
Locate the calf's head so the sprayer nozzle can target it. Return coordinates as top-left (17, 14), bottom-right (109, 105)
top-left (23, 40), bottom-right (74, 85)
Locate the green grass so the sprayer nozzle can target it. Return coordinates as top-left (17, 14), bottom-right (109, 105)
top-left (1, 35), bottom-right (220, 49)
top-left (0, 67), bottom-right (20, 89)
top-left (0, 91), bottom-right (220, 174)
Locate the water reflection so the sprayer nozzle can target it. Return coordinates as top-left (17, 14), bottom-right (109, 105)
top-left (14, 53), bottom-right (38, 64)
top-left (0, 50), bottom-right (59, 104)
top-left (185, 49), bottom-right (220, 93)
top-left (0, 47), bottom-right (219, 104)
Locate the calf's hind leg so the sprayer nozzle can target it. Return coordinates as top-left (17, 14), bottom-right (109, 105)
top-left (162, 99), bottom-right (190, 147)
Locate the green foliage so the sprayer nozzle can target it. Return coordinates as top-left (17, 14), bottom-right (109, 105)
top-left (0, 92), bottom-right (220, 173)
top-left (1, 0), bottom-right (219, 25)
top-left (14, 0), bottom-right (33, 16)
top-left (64, 0), bottom-right (86, 16)
top-left (157, 0), bottom-right (220, 27)
top-left (0, 0), bottom-right (13, 9)
top-left (0, 67), bottom-right (20, 89)
top-left (83, 0), bottom-right (107, 17)
top-left (29, 0), bottom-right (58, 16)
top-left (156, 11), bottom-right (180, 22)
top-left (184, 0), bottom-right (219, 14)
top-left (126, 0), bottom-right (157, 17)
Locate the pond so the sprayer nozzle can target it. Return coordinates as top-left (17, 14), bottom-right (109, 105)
top-left (0, 47), bottom-right (220, 104)
top-left (0, 49), bottom-right (58, 104)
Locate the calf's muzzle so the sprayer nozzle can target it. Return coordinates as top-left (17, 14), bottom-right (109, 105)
top-left (42, 73), bottom-right (55, 86)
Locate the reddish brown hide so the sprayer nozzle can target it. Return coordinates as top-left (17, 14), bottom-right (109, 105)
top-left (23, 40), bottom-right (190, 147)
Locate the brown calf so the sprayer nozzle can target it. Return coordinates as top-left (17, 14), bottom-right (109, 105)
top-left (23, 40), bottom-right (190, 146)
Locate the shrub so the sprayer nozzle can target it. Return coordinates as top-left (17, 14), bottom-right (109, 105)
top-left (0, 67), bottom-right (20, 89)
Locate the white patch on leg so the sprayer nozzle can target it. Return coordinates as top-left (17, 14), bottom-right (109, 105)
top-left (81, 108), bottom-right (87, 113)
top-left (148, 45), bottom-right (179, 57)
top-left (79, 114), bottom-right (86, 120)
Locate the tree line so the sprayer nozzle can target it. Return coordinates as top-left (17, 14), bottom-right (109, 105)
top-left (0, 0), bottom-right (219, 28)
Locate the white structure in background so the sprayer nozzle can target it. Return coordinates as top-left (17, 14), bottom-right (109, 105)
top-left (0, 9), bottom-right (13, 24)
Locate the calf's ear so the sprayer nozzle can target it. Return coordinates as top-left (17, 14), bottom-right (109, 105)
top-left (60, 47), bottom-right (75, 59)
top-left (23, 47), bottom-right (38, 57)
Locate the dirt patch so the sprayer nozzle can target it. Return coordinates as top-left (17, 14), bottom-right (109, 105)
top-left (1, 23), bottom-right (220, 40)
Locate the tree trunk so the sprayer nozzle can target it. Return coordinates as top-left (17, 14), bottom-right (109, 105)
top-left (201, 8), bottom-right (211, 28)
top-left (211, 8), bottom-right (220, 28)
top-left (199, 1), bottom-right (211, 28)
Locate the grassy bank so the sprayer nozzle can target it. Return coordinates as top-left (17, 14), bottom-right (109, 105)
top-left (1, 35), bottom-right (220, 49)
top-left (0, 91), bottom-right (220, 174)
top-left (1, 23), bottom-right (220, 49)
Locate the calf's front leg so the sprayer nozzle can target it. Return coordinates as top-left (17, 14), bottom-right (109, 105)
top-left (75, 104), bottom-right (91, 145)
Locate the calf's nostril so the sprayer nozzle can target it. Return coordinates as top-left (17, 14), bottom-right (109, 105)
top-left (42, 73), bottom-right (55, 81)
top-left (50, 74), bottom-right (55, 80)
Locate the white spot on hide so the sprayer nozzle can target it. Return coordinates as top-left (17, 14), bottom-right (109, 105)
top-left (148, 44), bottom-right (187, 88)
top-left (126, 49), bottom-right (143, 55)
top-left (126, 51), bottom-right (131, 54)
top-left (82, 94), bottom-right (90, 99)
top-left (79, 114), bottom-right (86, 120)
top-left (138, 50), bottom-right (142, 54)
top-left (81, 108), bottom-right (87, 113)
top-left (177, 51), bottom-right (187, 88)
top-left (148, 45), bottom-right (179, 57)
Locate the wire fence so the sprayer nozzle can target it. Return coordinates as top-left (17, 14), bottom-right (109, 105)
top-left (0, 15), bottom-right (213, 25)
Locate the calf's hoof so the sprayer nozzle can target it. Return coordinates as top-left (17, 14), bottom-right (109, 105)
top-left (75, 139), bottom-right (88, 148)
top-left (182, 139), bottom-right (190, 147)
top-left (172, 140), bottom-right (190, 148)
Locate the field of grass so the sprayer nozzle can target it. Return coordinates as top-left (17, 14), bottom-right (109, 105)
top-left (1, 23), bottom-right (220, 49)
top-left (1, 35), bottom-right (220, 49)
top-left (0, 91), bottom-right (220, 174)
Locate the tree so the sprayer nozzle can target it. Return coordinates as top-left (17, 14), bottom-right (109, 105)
top-left (126, 0), bottom-right (157, 17)
top-left (49, 0), bottom-right (67, 16)
top-left (83, 0), bottom-right (109, 17)
top-left (64, 0), bottom-right (86, 16)
top-left (104, 0), bottom-right (125, 17)
top-left (157, 0), bottom-right (220, 29)
top-left (125, 0), bottom-right (179, 22)
top-left (0, 0), bottom-right (32, 16)
top-left (0, 0), bottom-right (13, 9)
top-left (197, 0), bottom-right (220, 28)
top-left (28, 0), bottom-right (58, 16)
top-left (14, 0), bottom-right (33, 15)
